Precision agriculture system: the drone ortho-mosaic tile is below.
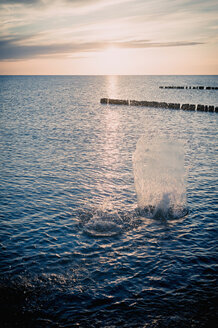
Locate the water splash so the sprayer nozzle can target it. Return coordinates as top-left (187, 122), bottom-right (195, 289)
top-left (83, 215), bottom-right (122, 237)
top-left (82, 137), bottom-right (187, 238)
top-left (80, 204), bottom-right (142, 237)
top-left (133, 136), bottom-right (187, 219)
top-left (82, 203), bottom-right (123, 237)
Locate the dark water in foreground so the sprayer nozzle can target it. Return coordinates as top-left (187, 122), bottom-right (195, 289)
top-left (0, 76), bottom-right (217, 327)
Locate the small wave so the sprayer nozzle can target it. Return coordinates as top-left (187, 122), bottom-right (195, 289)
top-left (79, 206), bottom-right (145, 237)
top-left (83, 218), bottom-right (122, 237)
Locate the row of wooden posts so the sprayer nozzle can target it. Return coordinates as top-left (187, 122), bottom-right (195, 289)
top-left (100, 98), bottom-right (218, 112)
top-left (159, 86), bottom-right (218, 90)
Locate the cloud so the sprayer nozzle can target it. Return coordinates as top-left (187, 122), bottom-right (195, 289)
top-left (0, 0), bottom-right (114, 6)
top-left (0, 39), bottom-right (81, 60)
top-left (116, 40), bottom-right (204, 48)
top-left (0, 0), bottom-right (40, 4)
top-left (64, 0), bottom-right (100, 3)
top-left (0, 36), bottom-right (106, 60)
top-left (0, 36), bottom-right (204, 61)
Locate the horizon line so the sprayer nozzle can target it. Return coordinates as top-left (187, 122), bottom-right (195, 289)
top-left (1, 74), bottom-right (218, 76)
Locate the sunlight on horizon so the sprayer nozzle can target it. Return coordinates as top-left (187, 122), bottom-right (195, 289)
top-left (97, 47), bottom-right (130, 75)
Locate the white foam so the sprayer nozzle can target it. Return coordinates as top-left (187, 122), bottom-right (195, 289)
top-left (133, 136), bottom-right (187, 219)
top-left (83, 214), bottom-right (122, 237)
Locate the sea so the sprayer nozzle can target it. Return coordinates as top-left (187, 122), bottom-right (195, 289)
top-left (0, 75), bottom-right (217, 327)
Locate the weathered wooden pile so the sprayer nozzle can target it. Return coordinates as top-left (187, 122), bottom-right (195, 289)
top-left (100, 98), bottom-right (218, 112)
top-left (159, 86), bottom-right (218, 90)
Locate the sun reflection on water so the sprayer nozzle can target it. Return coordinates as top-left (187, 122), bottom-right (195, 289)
top-left (106, 74), bottom-right (119, 98)
top-left (96, 96), bottom-right (122, 202)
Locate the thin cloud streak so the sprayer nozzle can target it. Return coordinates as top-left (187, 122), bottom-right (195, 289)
top-left (0, 0), bottom-right (100, 4)
top-left (0, 37), bottom-right (204, 60)
top-left (117, 40), bottom-right (204, 48)
top-left (0, 0), bottom-right (41, 5)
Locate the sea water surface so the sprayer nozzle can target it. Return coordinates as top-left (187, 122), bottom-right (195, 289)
top-left (0, 75), bottom-right (217, 327)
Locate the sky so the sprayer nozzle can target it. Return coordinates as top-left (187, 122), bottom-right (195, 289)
top-left (0, 0), bottom-right (217, 75)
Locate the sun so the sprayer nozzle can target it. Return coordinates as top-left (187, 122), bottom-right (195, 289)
top-left (98, 46), bottom-right (126, 74)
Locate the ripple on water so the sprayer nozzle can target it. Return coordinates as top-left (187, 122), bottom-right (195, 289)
top-left (0, 75), bottom-right (217, 327)
top-left (83, 215), bottom-right (123, 237)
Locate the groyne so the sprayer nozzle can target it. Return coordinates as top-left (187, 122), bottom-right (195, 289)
top-left (100, 98), bottom-right (218, 112)
top-left (159, 86), bottom-right (218, 90)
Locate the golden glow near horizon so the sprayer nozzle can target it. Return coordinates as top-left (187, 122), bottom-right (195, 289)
top-left (97, 47), bottom-right (130, 75)
top-left (0, 0), bottom-right (217, 75)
